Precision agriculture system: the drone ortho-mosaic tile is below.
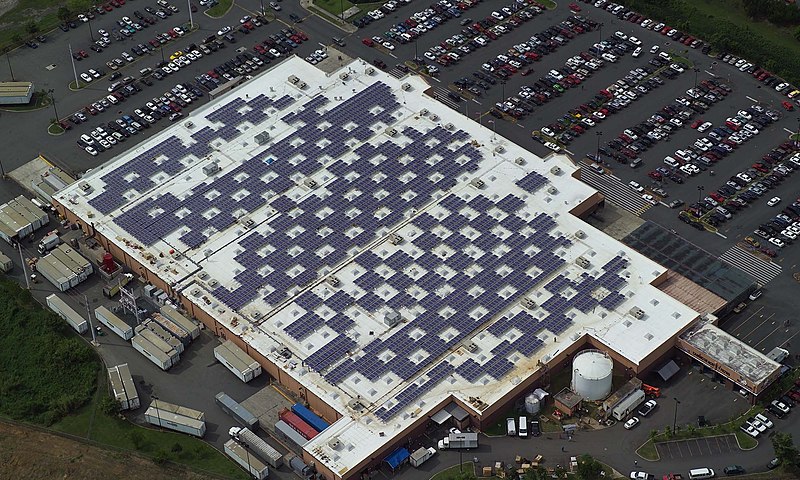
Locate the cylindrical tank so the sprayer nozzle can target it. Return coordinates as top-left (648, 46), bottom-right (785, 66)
top-left (571, 350), bottom-right (613, 401)
top-left (103, 253), bottom-right (115, 272)
top-left (524, 393), bottom-right (540, 414)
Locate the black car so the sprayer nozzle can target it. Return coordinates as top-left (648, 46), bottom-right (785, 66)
top-left (373, 58), bottom-right (387, 70)
top-left (25, 40), bottom-right (38, 49)
top-left (530, 420), bottom-right (541, 437)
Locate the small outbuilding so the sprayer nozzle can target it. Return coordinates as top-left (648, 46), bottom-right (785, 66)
top-left (553, 388), bottom-right (583, 416)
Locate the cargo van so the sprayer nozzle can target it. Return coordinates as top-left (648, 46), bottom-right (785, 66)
top-left (688, 467), bottom-right (715, 479)
top-left (518, 416), bottom-right (528, 437)
top-left (506, 417), bottom-right (516, 436)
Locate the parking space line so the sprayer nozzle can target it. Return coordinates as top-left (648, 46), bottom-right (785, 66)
top-left (753, 324), bottom-right (789, 349)
top-left (729, 306), bottom-right (765, 334)
top-left (738, 312), bottom-right (776, 341)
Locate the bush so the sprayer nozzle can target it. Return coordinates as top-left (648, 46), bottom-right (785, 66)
top-left (153, 449), bottom-right (170, 465)
top-left (99, 396), bottom-right (121, 416)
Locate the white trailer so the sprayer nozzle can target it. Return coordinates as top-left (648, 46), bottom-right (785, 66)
top-left (137, 320), bottom-right (184, 354)
top-left (0, 252), bottom-right (12, 272)
top-left (160, 304), bottom-right (200, 339)
top-left (37, 255), bottom-right (77, 291)
top-left (612, 389), bottom-right (646, 421)
top-left (214, 340), bottom-right (262, 383)
top-left (216, 392), bottom-right (259, 430)
top-left (151, 312), bottom-right (191, 345)
top-left (131, 333), bottom-right (176, 370)
top-left (229, 427), bottom-right (283, 468)
top-left (409, 447), bottom-right (436, 467)
top-left (108, 363), bottom-right (140, 410)
top-left (145, 400), bottom-right (206, 437)
top-left (225, 439), bottom-right (269, 480)
top-left (95, 306), bottom-right (134, 340)
top-left (135, 328), bottom-right (179, 364)
top-left (46, 294), bottom-right (88, 334)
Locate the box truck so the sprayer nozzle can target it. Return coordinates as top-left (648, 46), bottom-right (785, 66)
top-left (612, 389), bottom-right (646, 421)
top-left (409, 447), bottom-right (437, 467)
top-left (437, 432), bottom-right (478, 450)
top-left (229, 426), bottom-right (283, 468)
top-left (0, 252), bottom-right (12, 272)
top-left (95, 305), bottom-right (134, 340)
top-left (225, 439), bottom-right (269, 480)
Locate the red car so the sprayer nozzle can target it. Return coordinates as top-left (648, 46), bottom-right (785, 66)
top-left (783, 101), bottom-right (794, 111)
top-left (254, 44), bottom-right (267, 54)
top-left (568, 2), bottom-right (581, 11)
top-left (103, 3), bottom-right (113, 11)
top-left (297, 31), bottom-right (308, 41)
top-left (362, 38), bottom-right (374, 47)
top-left (690, 119), bottom-right (702, 129)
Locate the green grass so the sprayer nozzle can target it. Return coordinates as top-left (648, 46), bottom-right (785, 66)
top-left (539, 0), bottom-right (556, 9)
top-left (313, 0), bottom-right (385, 19)
top-left (206, 0), bottom-right (234, 18)
top-left (2, 91), bottom-right (49, 111)
top-left (431, 462), bottom-right (475, 480)
top-left (47, 123), bottom-right (65, 134)
top-left (690, 0), bottom-right (797, 55)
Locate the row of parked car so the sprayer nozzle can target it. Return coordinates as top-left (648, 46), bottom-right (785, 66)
top-left (354, 0), bottom-right (475, 32)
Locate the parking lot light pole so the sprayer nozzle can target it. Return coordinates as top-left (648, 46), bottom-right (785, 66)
top-left (68, 43), bottom-right (79, 87)
top-left (598, 22), bottom-right (604, 43)
top-left (595, 131), bottom-right (602, 162)
top-left (47, 89), bottom-right (59, 122)
top-left (4, 49), bottom-right (14, 82)
top-left (187, 0), bottom-right (194, 29)
top-left (672, 397), bottom-right (681, 433)
top-left (152, 394), bottom-right (162, 429)
top-left (697, 185), bottom-right (704, 203)
top-left (340, 0), bottom-right (344, 21)
top-left (160, 44), bottom-right (165, 63)
top-left (87, 17), bottom-right (95, 42)
top-left (259, 0), bottom-right (265, 16)
top-left (694, 67), bottom-right (700, 90)
top-left (501, 80), bottom-right (506, 103)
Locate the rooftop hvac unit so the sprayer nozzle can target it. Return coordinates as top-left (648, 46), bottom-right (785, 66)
top-left (339, 72), bottom-right (349, 80)
top-left (297, 81), bottom-right (307, 89)
top-left (79, 181), bottom-right (93, 193)
top-left (494, 145), bottom-right (505, 153)
top-left (629, 307), bottom-right (645, 319)
top-left (328, 438), bottom-right (342, 450)
top-left (366, 67), bottom-right (375, 75)
top-left (327, 276), bottom-right (340, 287)
top-left (203, 162), bottom-right (220, 175)
top-left (402, 83), bottom-right (412, 91)
top-left (547, 186), bottom-right (558, 195)
top-left (304, 178), bottom-right (317, 188)
top-left (515, 157), bottom-right (525, 165)
top-left (420, 108), bottom-right (429, 116)
top-left (465, 343), bottom-right (478, 353)
top-left (444, 123), bottom-right (454, 130)
top-left (385, 127), bottom-right (398, 137)
top-left (575, 256), bottom-right (590, 268)
top-left (575, 230), bottom-right (586, 239)
top-left (288, 75), bottom-right (300, 84)
top-left (550, 166), bottom-right (562, 175)
top-left (522, 297), bottom-right (537, 309)
top-left (470, 178), bottom-right (485, 189)
top-left (185, 121), bottom-right (194, 128)
top-left (384, 310), bottom-right (402, 327)
top-left (240, 217), bottom-right (255, 229)
top-left (207, 278), bottom-right (219, 288)
top-left (198, 271), bottom-right (209, 280)
top-left (430, 114), bottom-right (439, 121)
top-left (388, 233), bottom-right (403, 245)
top-left (191, 288), bottom-right (201, 297)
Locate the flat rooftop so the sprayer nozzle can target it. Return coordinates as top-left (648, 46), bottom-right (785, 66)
top-left (56, 56), bottom-right (700, 477)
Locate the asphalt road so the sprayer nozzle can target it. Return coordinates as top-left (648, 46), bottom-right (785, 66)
top-left (1, 0), bottom-right (799, 478)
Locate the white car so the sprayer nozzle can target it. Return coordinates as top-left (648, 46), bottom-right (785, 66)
top-left (630, 473), bottom-right (653, 480)
top-left (642, 194), bottom-right (658, 205)
top-left (769, 237), bottom-right (785, 249)
top-left (80, 72), bottom-right (93, 83)
top-left (697, 121), bottom-right (712, 132)
top-left (740, 423), bottom-right (759, 438)
top-left (217, 26), bottom-right (232, 36)
top-left (623, 417), bottom-right (640, 430)
top-left (755, 413), bottom-right (774, 428)
top-left (772, 400), bottom-right (790, 413)
top-left (382, 41), bottom-right (395, 50)
top-left (749, 419), bottom-right (768, 433)
top-left (173, 26), bottom-right (185, 36)
top-left (85, 146), bottom-right (98, 156)
top-left (767, 197), bottom-right (781, 206)
top-left (650, 45), bottom-right (659, 54)
top-left (629, 181), bottom-right (644, 192)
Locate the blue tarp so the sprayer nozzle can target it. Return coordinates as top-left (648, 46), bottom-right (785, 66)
top-left (384, 447), bottom-right (410, 469)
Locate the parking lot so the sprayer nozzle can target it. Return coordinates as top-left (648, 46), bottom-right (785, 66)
top-left (656, 434), bottom-right (739, 460)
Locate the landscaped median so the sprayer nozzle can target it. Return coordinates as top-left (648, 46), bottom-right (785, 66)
top-left (206, 0), bottom-right (234, 18)
top-left (636, 406), bottom-right (760, 461)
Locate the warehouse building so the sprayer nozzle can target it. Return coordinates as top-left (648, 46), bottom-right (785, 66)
top-left (0, 81), bottom-right (33, 105)
top-left (54, 57), bottom-right (708, 480)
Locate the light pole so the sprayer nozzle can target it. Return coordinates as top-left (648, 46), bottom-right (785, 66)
top-left (87, 16), bottom-right (95, 42)
top-left (152, 394), bottom-right (162, 429)
top-left (259, 0), bottom-right (265, 16)
top-left (595, 131), bottom-right (602, 162)
top-left (598, 22), bottom-right (604, 43)
top-left (500, 80), bottom-right (506, 103)
top-left (693, 67), bottom-right (700, 90)
top-left (160, 44), bottom-right (165, 63)
top-left (187, 0), bottom-right (194, 29)
top-left (242, 442), bottom-right (253, 477)
top-left (672, 397), bottom-right (681, 433)
top-left (47, 89), bottom-right (60, 122)
top-left (697, 185), bottom-right (704, 203)
top-left (340, 0), bottom-right (344, 21)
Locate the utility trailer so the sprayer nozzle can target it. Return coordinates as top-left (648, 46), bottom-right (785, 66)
top-left (95, 305), bottom-right (134, 340)
top-left (159, 304), bottom-right (200, 339)
top-left (214, 340), bottom-right (262, 383)
top-left (229, 426), bottom-right (283, 468)
top-left (131, 332), bottom-right (178, 370)
top-left (137, 319), bottom-right (184, 354)
top-left (216, 391), bottom-right (259, 430)
top-left (151, 312), bottom-right (191, 345)
top-left (144, 399), bottom-right (206, 437)
top-left (107, 363), bottom-right (139, 410)
top-left (225, 439), bottom-right (269, 479)
top-left (46, 294), bottom-right (88, 334)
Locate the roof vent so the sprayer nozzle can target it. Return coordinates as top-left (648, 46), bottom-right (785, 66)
top-left (365, 67), bottom-right (375, 75)
top-left (547, 186), bottom-right (558, 195)
top-left (240, 217), bottom-right (255, 229)
top-left (184, 121), bottom-right (194, 128)
top-left (297, 81), bottom-right (307, 89)
top-left (629, 307), bottom-right (645, 319)
top-left (430, 114), bottom-right (439, 121)
top-left (402, 83), bottom-right (412, 91)
top-left (304, 178), bottom-right (317, 189)
top-left (385, 127), bottom-right (398, 137)
top-left (207, 278), bottom-right (219, 288)
top-left (550, 166), bottom-right (562, 175)
top-left (420, 109), bottom-right (429, 116)
top-left (384, 310), bottom-right (402, 327)
top-left (522, 297), bottom-right (537, 310)
top-left (515, 157), bottom-right (525, 165)
top-left (202, 162), bottom-right (220, 176)
top-left (494, 145), bottom-right (505, 153)
top-left (575, 230), bottom-right (586, 239)
top-left (444, 123), bottom-right (454, 130)
top-left (288, 75), bottom-right (300, 84)
top-left (339, 72), bottom-right (349, 80)
top-left (78, 181), bottom-right (93, 193)
top-left (470, 178), bottom-right (485, 189)
top-left (327, 276), bottom-right (340, 287)
top-left (575, 256), bottom-right (590, 269)
top-left (388, 233), bottom-right (403, 245)
top-left (328, 438), bottom-right (342, 450)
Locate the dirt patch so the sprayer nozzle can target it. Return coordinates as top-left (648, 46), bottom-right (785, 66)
top-left (0, 421), bottom-right (221, 480)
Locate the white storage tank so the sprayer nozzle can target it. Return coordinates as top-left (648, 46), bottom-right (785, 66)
top-left (571, 350), bottom-right (613, 401)
top-left (524, 393), bottom-right (540, 414)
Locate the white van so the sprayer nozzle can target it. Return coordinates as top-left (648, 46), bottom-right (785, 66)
top-left (664, 156), bottom-right (680, 168)
top-left (518, 416), bottom-right (528, 437)
top-left (506, 417), bottom-right (516, 436)
top-left (688, 467), bottom-right (715, 479)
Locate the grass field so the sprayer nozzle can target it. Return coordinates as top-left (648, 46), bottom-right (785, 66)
top-left (206, 0), bottom-right (234, 18)
top-left (0, 0), bottom-right (67, 50)
top-left (431, 462), bottom-right (476, 480)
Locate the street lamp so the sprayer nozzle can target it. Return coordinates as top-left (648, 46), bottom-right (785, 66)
top-left (47, 89), bottom-right (60, 123)
top-left (598, 22), bottom-right (604, 43)
top-left (3, 48), bottom-right (14, 82)
top-left (672, 397), bottom-right (681, 433)
top-left (259, 0), bottom-right (265, 16)
top-left (340, 0), bottom-right (344, 21)
top-left (87, 17), bottom-right (95, 42)
top-left (242, 442), bottom-right (253, 477)
top-left (500, 80), bottom-right (506, 103)
top-left (595, 131), bottom-right (602, 162)
top-left (697, 185), bottom-right (704, 203)
top-left (151, 394), bottom-right (162, 429)
top-left (693, 67), bottom-right (700, 90)
top-left (160, 44), bottom-right (165, 63)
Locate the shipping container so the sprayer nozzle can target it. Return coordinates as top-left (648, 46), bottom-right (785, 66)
top-left (291, 403), bottom-right (329, 432)
top-left (137, 319), bottom-right (184, 354)
top-left (215, 391), bottom-right (259, 430)
top-left (144, 400), bottom-right (206, 437)
top-left (229, 426), bottom-right (283, 468)
top-left (214, 340), bottom-right (262, 383)
top-left (107, 363), bottom-right (140, 410)
top-left (151, 312), bottom-right (191, 345)
top-left (0, 252), bottom-right (12, 272)
top-left (39, 244), bottom-right (93, 290)
top-left (225, 439), bottom-right (269, 480)
top-left (37, 255), bottom-right (77, 291)
top-left (160, 304), bottom-right (200, 339)
top-left (279, 409), bottom-right (318, 440)
top-left (46, 294), bottom-right (88, 334)
top-left (131, 334), bottom-right (176, 370)
top-left (284, 452), bottom-right (314, 477)
top-left (95, 306), bottom-right (134, 340)
top-left (275, 420), bottom-right (310, 447)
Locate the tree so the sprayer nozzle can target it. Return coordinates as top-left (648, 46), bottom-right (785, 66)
top-left (772, 432), bottom-right (800, 469)
top-left (649, 429), bottom-right (659, 441)
top-left (98, 395), bottom-right (120, 416)
top-left (664, 425), bottom-right (672, 438)
top-left (524, 467), bottom-right (548, 480)
top-left (25, 21), bottom-right (38, 34)
top-left (454, 468), bottom-right (476, 480)
top-left (153, 449), bottom-right (169, 465)
top-left (575, 455), bottom-right (603, 480)
top-left (57, 6), bottom-right (71, 22)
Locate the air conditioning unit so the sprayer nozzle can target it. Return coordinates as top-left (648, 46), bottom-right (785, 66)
top-left (79, 182), bottom-right (92, 193)
top-left (522, 297), bottom-right (537, 310)
top-left (444, 123), bottom-right (454, 130)
top-left (465, 343), bottom-right (478, 353)
top-left (202, 162), bottom-right (220, 175)
top-left (388, 233), bottom-right (403, 245)
top-left (288, 75), bottom-right (300, 84)
top-left (430, 114), bottom-right (439, 121)
top-left (385, 127), bottom-right (398, 137)
top-left (420, 108), bottom-right (429, 116)
top-left (515, 157), bottom-right (525, 165)
top-left (470, 178), bottom-right (485, 189)
top-left (575, 256), bottom-right (590, 269)
top-left (339, 72), bottom-right (349, 80)
top-left (575, 230), bottom-right (586, 239)
top-left (402, 83), bottom-right (411, 91)
top-left (550, 166), bottom-right (562, 175)
top-left (304, 178), bottom-right (317, 188)
top-left (327, 276), bottom-right (340, 287)
top-left (494, 145), bottom-right (505, 153)
top-left (629, 307), bottom-right (645, 319)
top-left (384, 310), bottom-right (402, 327)
top-left (240, 216), bottom-right (255, 229)
top-left (207, 279), bottom-right (219, 288)
top-left (547, 186), bottom-right (558, 195)
top-left (198, 271), bottom-right (209, 280)
top-left (365, 67), bottom-right (375, 75)
top-left (328, 438), bottom-right (342, 450)
top-left (297, 81), bottom-right (307, 89)
top-left (185, 121), bottom-right (194, 128)
top-left (191, 289), bottom-right (200, 296)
